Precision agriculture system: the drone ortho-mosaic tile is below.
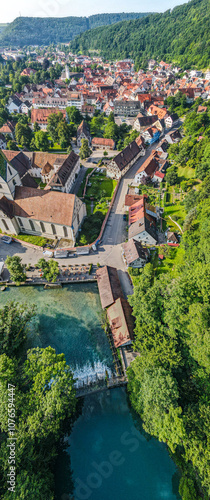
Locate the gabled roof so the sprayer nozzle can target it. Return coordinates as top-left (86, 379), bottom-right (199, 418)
top-left (122, 239), bottom-right (147, 265)
top-left (111, 141), bottom-right (140, 172)
top-left (107, 298), bottom-right (134, 348)
top-left (96, 266), bottom-right (124, 309)
top-left (13, 187), bottom-right (76, 227)
top-left (77, 120), bottom-right (90, 137)
top-left (47, 151), bottom-right (79, 187)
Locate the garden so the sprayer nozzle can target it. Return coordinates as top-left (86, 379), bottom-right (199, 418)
top-left (77, 170), bottom-right (117, 245)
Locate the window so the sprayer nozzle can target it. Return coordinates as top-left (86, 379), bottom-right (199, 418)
top-left (29, 219), bottom-right (35, 231)
top-left (2, 219), bottom-right (9, 231)
top-left (8, 166), bottom-right (12, 176)
top-left (40, 221), bottom-right (45, 233)
top-left (63, 226), bottom-right (68, 237)
top-left (13, 179), bottom-right (16, 186)
top-left (18, 217), bottom-right (23, 228)
top-left (51, 224), bottom-right (56, 235)
top-left (0, 184), bottom-right (2, 189)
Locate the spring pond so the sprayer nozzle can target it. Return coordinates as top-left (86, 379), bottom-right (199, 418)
top-left (0, 284), bottom-right (181, 500)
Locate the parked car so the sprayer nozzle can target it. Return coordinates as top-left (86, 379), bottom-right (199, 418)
top-left (123, 214), bottom-right (127, 221)
top-left (1, 236), bottom-right (12, 244)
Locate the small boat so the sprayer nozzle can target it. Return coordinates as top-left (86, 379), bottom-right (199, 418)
top-left (44, 283), bottom-right (62, 289)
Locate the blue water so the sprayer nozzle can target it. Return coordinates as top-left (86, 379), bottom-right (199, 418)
top-left (0, 285), bottom-right (181, 500)
top-left (59, 388), bottom-right (180, 500)
top-left (0, 284), bottom-right (114, 385)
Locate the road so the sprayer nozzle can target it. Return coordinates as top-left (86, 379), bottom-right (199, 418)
top-left (0, 140), bottom-right (162, 296)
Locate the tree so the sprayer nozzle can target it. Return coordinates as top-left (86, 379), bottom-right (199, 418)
top-left (166, 168), bottom-right (178, 186)
top-left (57, 120), bottom-right (71, 148)
top-left (79, 138), bottom-right (91, 159)
top-left (66, 106), bottom-right (83, 126)
top-left (36, 258), bottom-right (59, 283)
top-left (0, 347), bottom-right (76, 499)
top-left (33, 121), bottom-right (40, 132)
top-left (47, 112), bottom-right (64, 142)
top-left (6, 140), bottom-right (19, 151)
top-left (0, 302), bottom-right (35, 357)
top-left (34, 130), bottom-right (49, 151)
top-left (5, 256), bottom-right (26, 284)
top-left (15, 122), bottom-right (32, 147)
top-left (184, 190), bottom-right (198, 212)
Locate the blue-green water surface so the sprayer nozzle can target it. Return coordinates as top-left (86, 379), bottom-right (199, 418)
top-left (0, 284), bottom-right (114, 382)
top-left (62, 388), bottom-right (180, 500)
top-left (0, 285), bottom-right (180, 500)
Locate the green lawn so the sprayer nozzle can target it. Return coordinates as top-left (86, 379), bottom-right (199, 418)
top-left (163, 203), bottom-right (186, 231)
top-left (77, 168), bottom-right (94, 197)
top-left (84, 172), bottom-right (117, 200)
top-left (177, 165), bottom-right (196, 180)
top-left (152, 246), bottom-right (185, 277)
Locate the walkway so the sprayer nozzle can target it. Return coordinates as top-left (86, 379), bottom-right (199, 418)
top-left (76, 376), bottom-right (127, 398)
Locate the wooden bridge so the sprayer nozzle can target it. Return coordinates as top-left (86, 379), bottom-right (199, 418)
top-left (75, 376), bottom-right (127, 398)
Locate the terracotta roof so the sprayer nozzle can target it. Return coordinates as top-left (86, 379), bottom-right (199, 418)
top-left (31, 108), bottom-right (66, 123)
top-left (13, 187), bottom-right (76, 227)
top-left (107, 298), bottom-right (134, 348)
top-left (129, 199), bottom-right (145, 225)
top-left (125, 194), bottom-right (145, 207)
top-left (136, 151), bottom-right (159, 176)
top-left (92, 137), bottom-right (115, 148)
top-left (96, 266), bottom-right (124, 309)
top-left (24, 152), bottom-right (68, 170)
top-left (2, 150), bottom-right (19, 162)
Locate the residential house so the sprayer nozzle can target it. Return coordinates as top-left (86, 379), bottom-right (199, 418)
top-left (141, 126), bottom-right (160, 144)
top-left (165, 129), bottom-right (182, 144)
top-left (128, 199), bottom-right (157, 245)
top-left (0, 134), bottom-right (7, 150)
top-left (46, 151), bottom-right (80, 193)
top-left (0, 150), bottom-right (37, 201)
top-left (134, 151), bottom-right (159, 183)
top-left (7, 96), bottom-right (22, 114)
top-left (122, 239), bottom-right (148, 268)
top-left (92, 137), bottom-right (115, 150)
top-left (114, 100), bottom-right (140, 117)
top-left (106, 141), bottom-right (141, 179)
top-left (133, 115), bottom-right (158, 132)
top-left (0, 121), bottom-right (15, 139)
top-left (164, 113), bottom-right (179, 129)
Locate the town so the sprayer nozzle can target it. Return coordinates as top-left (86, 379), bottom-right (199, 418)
top-left (0, 48), bottom-right (210, 352)
top-left (0, 23), bottom-right (210, 500)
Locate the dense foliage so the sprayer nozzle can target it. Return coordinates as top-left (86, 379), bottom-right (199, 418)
top-left (128, 180), bottom-right (210, 499)
top-left (0, 301), bottom-right (76, 499)
top-left (0, 13), bottom-right (151, 47)
top-left (5, 256), bottom-right (26, 284)
top-left (71, 0), bottom-right (210, 69)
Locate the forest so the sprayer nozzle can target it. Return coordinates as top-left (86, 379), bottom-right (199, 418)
top-left (127, 100), bottom-right (210, 499)
top-left (0, 12), bottom-right (151, 47)
top-left (70, 0), bottom-right (210, 70)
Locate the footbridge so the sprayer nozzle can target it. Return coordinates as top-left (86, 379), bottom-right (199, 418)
top-left (75, 375), bottom-right (127, 398)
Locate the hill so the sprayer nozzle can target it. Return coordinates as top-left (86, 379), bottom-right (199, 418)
top-left (70, 0), bottom-right (210, 69)
top-left (0, 13), bottom-right (151, 47)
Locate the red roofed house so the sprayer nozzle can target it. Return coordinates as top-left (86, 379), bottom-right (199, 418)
top-left (31, 108), bottom-right (66, 130)
top-left (92, 137), bottom-right (115, 150)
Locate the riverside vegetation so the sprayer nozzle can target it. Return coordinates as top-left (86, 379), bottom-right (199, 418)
top-left (0, 302), bottom-right (77, 499)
